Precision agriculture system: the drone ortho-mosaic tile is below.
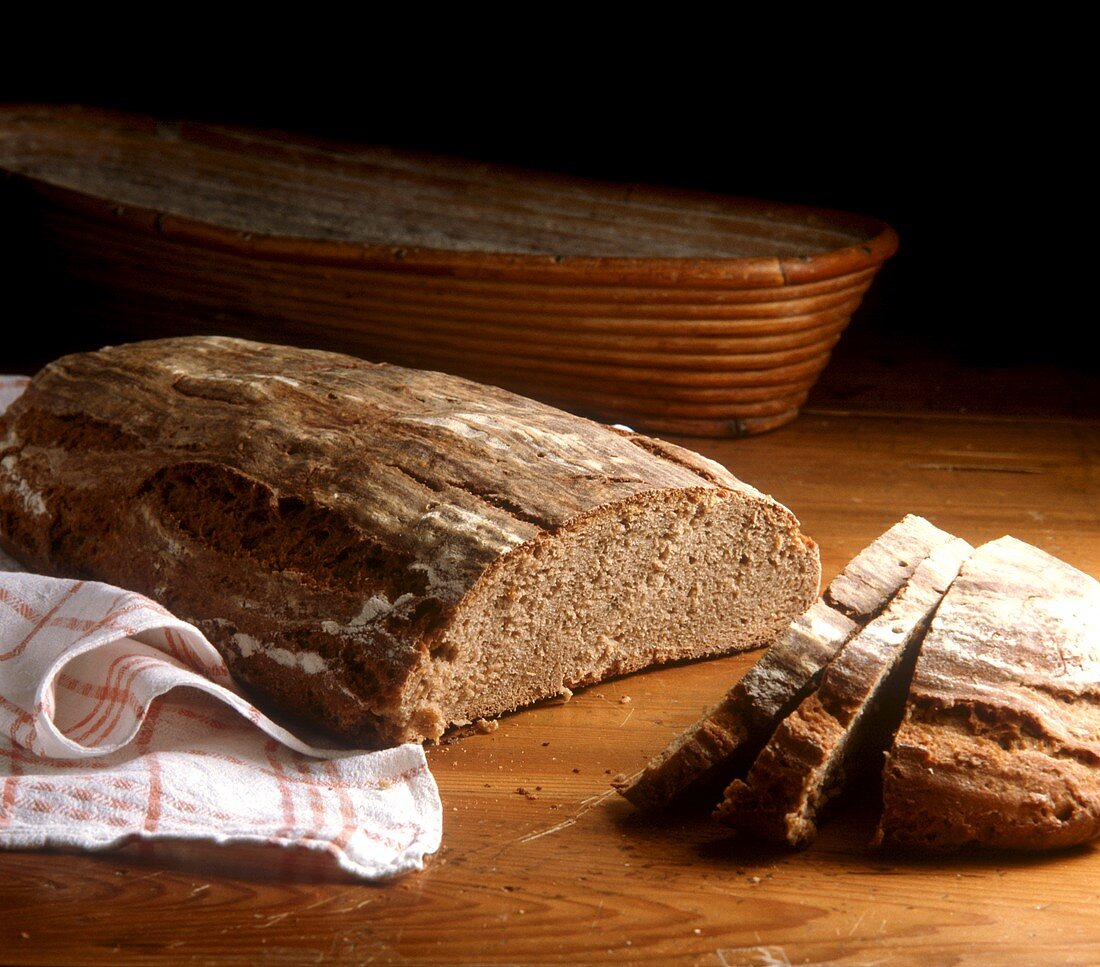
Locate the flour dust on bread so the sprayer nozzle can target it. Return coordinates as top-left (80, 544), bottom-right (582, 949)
top-left (0, 336), bottom-right (820, 747)
top-left (615, 515), bottom-right (958, 810)
top-left (875, 537), bottom-right (1100, 851)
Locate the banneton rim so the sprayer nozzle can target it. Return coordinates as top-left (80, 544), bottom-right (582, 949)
top-left (0, 105), bottom-right (898, 436)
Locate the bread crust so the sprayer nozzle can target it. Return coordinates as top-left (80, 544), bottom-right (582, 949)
top-left (875, 537), bottom-right (1100, 851)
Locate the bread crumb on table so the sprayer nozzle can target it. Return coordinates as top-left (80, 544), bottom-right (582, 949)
top-left (474, 718), bottom-right (499, 733)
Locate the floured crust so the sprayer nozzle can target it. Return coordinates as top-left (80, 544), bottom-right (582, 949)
top-left (875, 537), bottom-right (1100, 851)
top-left (0, 336), bottom-right (820, 746)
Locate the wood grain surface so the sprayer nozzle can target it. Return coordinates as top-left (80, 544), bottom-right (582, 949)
top-left (2, 404), bottom-right (1098, 965)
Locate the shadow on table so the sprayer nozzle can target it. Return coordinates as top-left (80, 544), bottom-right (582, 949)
top-left (18, 836), bottom-right (398, 885)
top-left (610, 772), bottom-right (1098, 875)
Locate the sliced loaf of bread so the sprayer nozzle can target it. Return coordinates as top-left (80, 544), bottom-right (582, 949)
top-left (615, 515), bottom-right (958, 809)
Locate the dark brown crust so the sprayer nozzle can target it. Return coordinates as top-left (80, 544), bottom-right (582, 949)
top-left (875, 537), bottom-right (1100, 851)
top-left (615, 515), bottom-right (955, 810)
top-left (0, 336), bottom-right (818, 746)
top-left (714, 536), bottom-right (973, 846)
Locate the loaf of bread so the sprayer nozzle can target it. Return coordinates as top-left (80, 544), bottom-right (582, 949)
top-left (714, 530), bottom-right (972, 845)
top-left (0, 336), bottom-right (821, 747)
top-left (875, 537), bottom-right (1100, 851)
top-left (614, 515), bottom-right (957, 810)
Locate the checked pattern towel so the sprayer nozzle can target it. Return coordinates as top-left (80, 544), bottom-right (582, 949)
top-left (0, 375), bottom-right (441, 879)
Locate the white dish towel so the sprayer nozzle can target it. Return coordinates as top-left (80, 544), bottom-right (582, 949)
top-left (0, 375), bottom-right (442, 879)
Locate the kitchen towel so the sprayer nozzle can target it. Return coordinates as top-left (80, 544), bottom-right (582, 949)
top-left (0, 375), bottom-right (442, 880)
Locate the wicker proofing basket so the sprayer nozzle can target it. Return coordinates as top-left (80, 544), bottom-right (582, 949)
top-left (0, 105), bottom-right (897, 436)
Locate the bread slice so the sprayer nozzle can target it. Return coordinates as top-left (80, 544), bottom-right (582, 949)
top-left (875, 537), bottom-right (1100, 851)
top-left (715, 533), bottom-right (973, 845)
top-left (614, 515), bottom-right (958, 809)
top-left (0, 336), bottom-right (820, 747)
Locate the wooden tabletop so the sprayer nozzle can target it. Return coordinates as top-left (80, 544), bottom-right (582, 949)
top-left (2, 356), bottom-right (1098, 965)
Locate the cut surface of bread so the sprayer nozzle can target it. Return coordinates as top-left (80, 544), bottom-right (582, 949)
top-left (0, 336), bottom-right (820, 747)
top-left (875, 537), bottom-right (1100, 851)
top-left (614, 515), bottom-right (958, 809)
top-left (715, 534), bottom-right (973, 846)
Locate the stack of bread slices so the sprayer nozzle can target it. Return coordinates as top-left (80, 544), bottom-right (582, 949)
top-left (615, 516), bottom-right (1100, 852)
